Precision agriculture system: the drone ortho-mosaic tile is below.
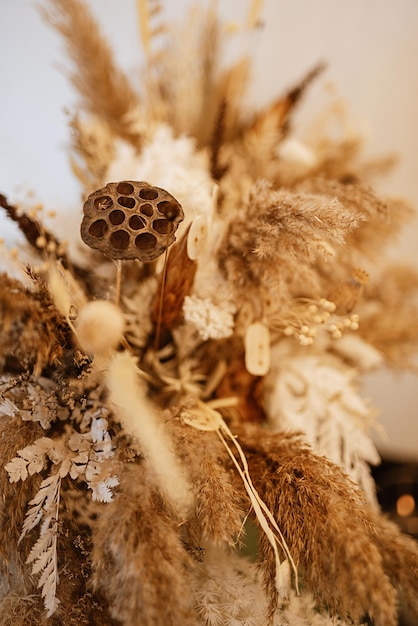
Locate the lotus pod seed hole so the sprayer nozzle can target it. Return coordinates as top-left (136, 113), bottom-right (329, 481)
top-left (116, 182), bottom-right (134, 195)
top-left (139, 187), bottom-right (159, 201)
top-left (135, 232), bottom-right (157, 251)
top-left (118, 196), bottom-right (136, 209)
top-left (89, 219), bottom-right (108, 238)
top-left (110, 230), bottom-right (130, 250)
top-left (140, 203), bottom-right (154, 217)
top-left (94, 196), bottom-right (113, 211)
top-left (157, 200), bottom-right (180, 220)
top-left (153, 219), bottom-right (172, 235)
top-left (109, 209), bottom-right (125, 225)
top-left (129, 215), bottom-right (146, 230)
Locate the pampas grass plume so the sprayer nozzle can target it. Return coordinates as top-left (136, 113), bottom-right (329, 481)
top-left (47, 262), bottom-right (72, 318)
top-left (107, 351), bottom-right (193, 516)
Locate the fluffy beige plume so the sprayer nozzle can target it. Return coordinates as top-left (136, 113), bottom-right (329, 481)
top-left (47, 260), bottom-right (87, 335)
top-left (43, 0), bottom-right (140, 143)
top-left (106, 351), bottom-right (193, 515)
top-left (76, 300), bottom-right (124, 356)
top-left (183, 401), bottom-right (298, 600)
top-left (91, 463), bottom-right (197, 626)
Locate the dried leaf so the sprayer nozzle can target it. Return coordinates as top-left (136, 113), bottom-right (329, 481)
top-left (151, 225), bottom-right (197, 335)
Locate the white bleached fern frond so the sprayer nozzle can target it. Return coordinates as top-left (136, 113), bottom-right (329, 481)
top-left (266, 346), bottom-right (380, 503)
top-left (5, 437), bottom-right (54, 483)
top-left (7, 417), bottom-right (118, 614)
top-left (0, 397), bottom-right (20, 417)
top-left (6, 417), bottom-right (118, 500)
top-left (19, 472), bottom-right (61, 542)
top-left (24, 472), bottom-right (61, 617)
top-left (83, 415), bottom-right (119, 502)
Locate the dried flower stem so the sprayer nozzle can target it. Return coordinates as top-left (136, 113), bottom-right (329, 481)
top-left (216, 421), bottom-right (299, 598)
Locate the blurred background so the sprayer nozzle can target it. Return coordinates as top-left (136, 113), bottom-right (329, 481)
top-left (1, 0), bottom-right (418, 555)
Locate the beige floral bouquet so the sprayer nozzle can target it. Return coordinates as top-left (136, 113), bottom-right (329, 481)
top-left (1, 1), bottom-right (418, 625)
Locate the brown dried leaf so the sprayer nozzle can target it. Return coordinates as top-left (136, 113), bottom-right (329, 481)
top-left (151, 225), bottom-right (197, 334)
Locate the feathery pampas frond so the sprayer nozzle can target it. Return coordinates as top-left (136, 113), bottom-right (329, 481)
top-left (1, 0), bottom-right (418, 624)
top-left (42, 0), bottom-right (141, 144)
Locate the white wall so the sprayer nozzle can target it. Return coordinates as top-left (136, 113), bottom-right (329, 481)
top-left (1, 0), bottom-right (417, 458)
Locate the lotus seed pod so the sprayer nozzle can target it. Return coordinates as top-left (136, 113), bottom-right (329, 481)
top-left (81, 181), bottom-right (184, 261)
top-left (245, 321), bottom-right (271, 376)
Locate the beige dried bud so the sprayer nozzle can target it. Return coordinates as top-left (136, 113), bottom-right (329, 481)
top-left (77, 300), bottom-right (124, 355)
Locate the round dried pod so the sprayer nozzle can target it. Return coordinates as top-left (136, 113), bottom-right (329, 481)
top-left (77, 300), bottom-right (124, 355)
top-left (80, 181), bottom-right (184, 261)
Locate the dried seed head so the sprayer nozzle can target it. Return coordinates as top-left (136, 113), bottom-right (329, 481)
top-left (77, 300), bottom-right (124, 354)
top-left (352, 267), bottom-right (369, 285)
top-left (81, 180), bottom-right (184, 261)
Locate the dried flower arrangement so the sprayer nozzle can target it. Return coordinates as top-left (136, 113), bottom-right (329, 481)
top-left (1, 1), bottom-right (418, 625)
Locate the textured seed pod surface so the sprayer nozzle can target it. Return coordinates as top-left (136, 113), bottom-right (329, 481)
top-left (81, 180), bottom-right (184, 261)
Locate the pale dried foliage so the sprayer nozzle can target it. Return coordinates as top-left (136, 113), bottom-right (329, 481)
top-left (0, 274), bottom-right (66, 376)
top-left (154, 5), bottom-right (222, 143)
top-left (167, 417), bottom-right (245, 549)
top-left (42, 0), bottom-right (140, 143)
top-left (68, 114), bottom-right (114, 191)
top-left (0, 416), bottom-right (44, 582)
top-left (91, 463), bottom-right (197, 626)
top-left (265, 346), bottom-right (381, 503)
top-left (236, 428), bottom-right (410, 625)
top-left (1, 0), bottom-right (418, 624)
top-left (358, 264), bottom-right (418, 366)
top-left (218, 179), bottom-right (361, 323)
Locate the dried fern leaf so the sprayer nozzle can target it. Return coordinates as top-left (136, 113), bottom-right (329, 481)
top-left (23, 473), bottom-right (61, 616)
top-left (0, 417), bottom-right (44, 579)
top-left (266, 351), bottom-right (380, 503)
